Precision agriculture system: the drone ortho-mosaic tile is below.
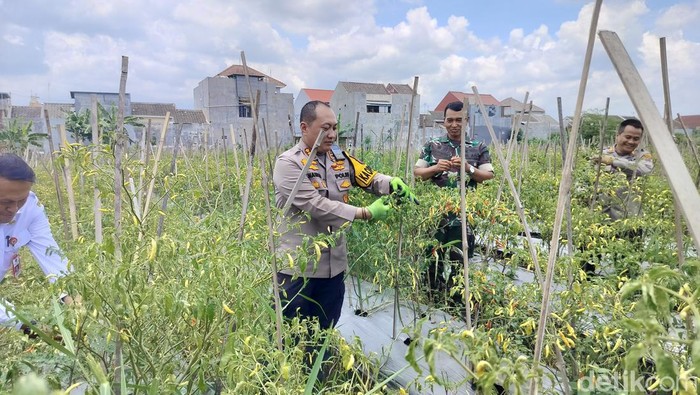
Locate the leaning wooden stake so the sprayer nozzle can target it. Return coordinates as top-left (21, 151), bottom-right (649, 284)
top-left (113, 54), bottom-right (129, 395)
top-left (458, 96), bottom-right (472, 330)
top-left (660, 37), bottom-right (686, 266)
top-left (43, 108), bottom-right (70, 241)
top-left (530, 3), bottom-right (602, 393)
top-left (599, 30), bottom-right (700, 252)
top-left (392, 76), bottom-right (419, 339)
top-left (229, 125), bottom-right (244, 199)
top-left (473, 87), bottom-right (542, 287)
top-left (58, 124), bottom-right (79, 240)
top-left (141, 112), bottom-right (171, 221)
top-left (351, 111), bottom-right (360, 156)
top-left (589, 97), bottom-right (610, 209)
top-left (495, 92), bottom-right (529, 204)
top-left (258, 128), bottom-right (284, 351)
top-left (676, 114), bottom-right (700, 187)
top-left (90, 96), bottom-right (103, 243)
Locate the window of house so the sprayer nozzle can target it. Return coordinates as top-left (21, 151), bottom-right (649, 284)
top-left (367, 105), bottom-right (379, 113)
top-left (387, 105), bottom-right (391, 114)
top-left (239, 100), bottom-right (252, 118)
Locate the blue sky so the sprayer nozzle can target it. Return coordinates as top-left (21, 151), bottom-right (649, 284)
top-left (1, 0), bottom-right (698, 118)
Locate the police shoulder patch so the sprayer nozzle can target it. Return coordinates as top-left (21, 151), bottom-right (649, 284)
top-left (343, 151), bottom-right (377, 188)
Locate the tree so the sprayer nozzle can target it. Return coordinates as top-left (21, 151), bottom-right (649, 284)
top-left (64, 109), bottom-right (92, 143)
top-left (64, 103), bottom-right (144, 145)
top-left (578, 109), bottom-right (620, 144)
top-left (0, 119), bottom-right (47, 158)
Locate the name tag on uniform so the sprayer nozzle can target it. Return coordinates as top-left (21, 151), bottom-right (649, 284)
top-left (11, 253), bottom-right (21, 277)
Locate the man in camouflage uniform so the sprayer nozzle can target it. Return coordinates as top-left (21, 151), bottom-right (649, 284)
top-left (273, 100), bottom-right (416, 330)
top-left (586, 118), bottom-right (654, 275)
top-left (593, 118), bottom-right (653, 221)
top-left (414, 101), bottom-right (494, 297)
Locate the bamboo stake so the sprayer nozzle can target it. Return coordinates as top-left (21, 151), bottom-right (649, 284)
top-left (458, 96), bottom-right (472, 330)
top-left (660, 37), bottom-right (686, 266)
top-left (43, 108), bottom-right (70, 241)
top-left (142, 112), bottom-right (171, 220)
top-left (240, 53), bottom-right (259, 160)
top-left (530, 3), bottom-right (602, 393)
top-left (257, 124), bottom-right (284, 351)
top-left (351, 111), bottom-right (360, 156)
top-left (137, 119), bottom-right (151, 216)
top-left (393, 106), bottom-right (407, 175)
top-left (229, 125), bottom-right (244, 199)
top-left (204, 126), bottom-right (210, 184)
top-left (495, 92), bottom-right (529, 204)
top-left (599, 30), bottom-right (700, 251)
top-left (676, 114), bottom-right (700, 187)
top-left (113, 55), bottom-right (129, 395)
top-left (157, 125), bottom-right (182, 238)
top-left (589, 98), bottom-right (610, 209)
top-left (58, 124), bottom-right (79, 240)
top-left (262, 117), bottom-right (274, 175)
top-left (220, 127), bottom-right (231, 181)
top-left (392, 77), bottom-right (419, 339)
top-left (515, 102), bottom-right (534, 196)
top-left (473, 87), bottom-right (542, 287)
top-left (90, 97), bottom-right (102, 244)
top-left (238, 53), bottom-right (264, 240)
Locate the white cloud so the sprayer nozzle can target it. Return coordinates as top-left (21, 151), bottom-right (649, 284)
top-left (1, 0), bottom-right (698, 119)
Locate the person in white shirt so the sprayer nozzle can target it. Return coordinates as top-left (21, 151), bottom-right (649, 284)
top-left (0, 153), bottom-right (72, 331)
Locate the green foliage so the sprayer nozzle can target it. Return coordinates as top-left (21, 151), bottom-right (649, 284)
top-left (1, 137), bottom-right (697, 394)
top-left (0, 119), bottom-right (47, 155)
top-left (577, 109), bottom-right (620, 144)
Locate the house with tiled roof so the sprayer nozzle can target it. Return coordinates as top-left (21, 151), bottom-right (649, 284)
top-left (329, 81), bottom-right (419, 149)
top-left (498, 97), bottom-right (558, 139)
top-left (195, 64), bottom-right (294, 147)
top-left (674, 115), bottom-right (700, 134)
top-left (127, 102), bottom-right (209, 146)
top-left (293, 88), bottom-right (335, 134)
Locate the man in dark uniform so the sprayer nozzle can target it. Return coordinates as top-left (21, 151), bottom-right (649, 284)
top-left (414, 101), bottom-right (494, 297)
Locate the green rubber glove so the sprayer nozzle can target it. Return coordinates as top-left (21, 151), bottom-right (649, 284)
top-left (390, 177), bottom-right (419, 205)
top-left (366, 197), bottom-right (392, 221)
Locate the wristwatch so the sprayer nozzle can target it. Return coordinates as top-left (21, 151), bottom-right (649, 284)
top-left (468, 164), bottom-right (476, 174)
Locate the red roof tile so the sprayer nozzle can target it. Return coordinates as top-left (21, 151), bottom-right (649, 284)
top-left (302, 88), bottom-right (333, 103)
top-left (434, 91), bottom-right (500, 113)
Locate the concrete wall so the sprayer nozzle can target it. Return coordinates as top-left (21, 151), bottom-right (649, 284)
top-left (330, 87), bottom-right (420, 149)
top-left (194, 76), bottom-right (294, 150)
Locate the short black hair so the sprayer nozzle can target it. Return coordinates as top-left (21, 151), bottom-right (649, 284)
top-left (0, 153), bottom-right (36, 183)
top-left (444, 101), bottom-right (464, 118)
top-left (300, 100), bottom-right (331, 125)
top-left (618, 118), bottom-right (644, 135)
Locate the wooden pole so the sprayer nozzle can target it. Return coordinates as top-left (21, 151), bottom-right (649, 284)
top-left (530, 3), bottom-right (602, 393)
top-left (351, 111), bottom-right (360, 156)
top-left (229, 125), bottom-right (244, 199)
top-left (589, 97), bottom-right (610, 209)
top-left (43, 108), bottom-right (70, 241)
top-left (142, 112), bottom-right (171, 220)
top-left (599, 30), bottom-right (700, 251)
top-left (57, 124), bottom-right (79, 240)
top-left (392, 76), bottom-right (419, 339)
top-left (473, 87), bottom-right (543, 287)
top-left (676, 114), bottom-right (700, 187)
top-left (156, 125), bottom-right (182, 238)
top-left (496, 92), bottom-right (529, 204)
top-left (240, 52), bottom-right (259, 160)
top-left (113, 54), bottom-right (129, 395)
top-left (90, 97), bottom-right (103, 244)
top-left (659, 37), bottom-right (686, 265)
top-left (458, 96), bottom-right (472, 330)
